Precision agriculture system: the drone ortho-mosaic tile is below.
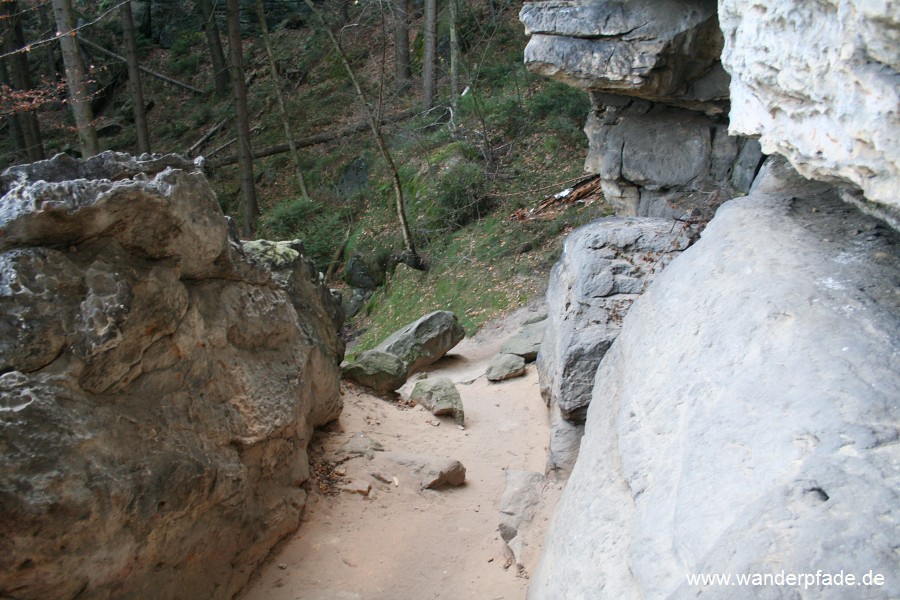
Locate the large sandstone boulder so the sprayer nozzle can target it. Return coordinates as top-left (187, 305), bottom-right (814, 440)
top-left (342, 350), bottom-right (408, 393)
top-left (720, 0), bottom-right (899, 218)
top-left (0, 152), bottom-right (344, 600)
top-left (375, 310), bottom-right (465, 376)
top-left (538, 217), bottom-right (694, 475)
top-left (529, 160), bottom-right (900, 599)
top-left (410, 377), bottom-right (465, 425)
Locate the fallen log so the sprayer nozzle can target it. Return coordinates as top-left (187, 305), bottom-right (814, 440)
top-left (80, 38), bottom-right (205, 95)
top-left (206, 108), bottom-right (419, 168)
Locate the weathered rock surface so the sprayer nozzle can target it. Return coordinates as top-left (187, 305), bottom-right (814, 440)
top-left (384, 453), bottom-right (467, 490)
top-left (342, 350), bottom-right (408, 393)
top-left (585, 95), bottom-right (763, 216)
top-left (540, 217), bottom-right (696, 410)
top-left (499, 319), bottom-right (545, 362)
top-left (0, 152), bottom-right (344, 600)
top-left (375, 310), bottom-right (465, 376)
top-left (529, 161), bottom-right (900, 599)
top-left (538, 217), bottom-right (693, 475)
top-left (498, 470), bottom-right (544, 567)
top-left (485, 353), bottom-right (527, 382)
top-left (520, 1), bottom-right (763, 218)
top-left (720, 0), bottom-right (899, 216)
top-left (410, 377), bottom-right (465, 425)
top-left (521, 0), bottom-right (727, 113)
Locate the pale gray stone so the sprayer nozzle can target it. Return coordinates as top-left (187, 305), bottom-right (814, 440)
top-left (342, 350), bottom-right (408, 393)
top-left (720, 0), bottom-right (899, 214)
top-left (376, 310), bottom-right (465, 376)
top-left (520, 0), bottom-right (726, 113)
top-left (500, 319), bottom-right (545, 362)
top-left (539, 217), bottom-right (693, 419)
top-left (529, 165), bottom-right (900, 600)
top-left (384, 453), bottom-right (467, 489)
top-left (499, 470), bottom-right (545, 566)
top-left (486, 353), bottom-right (527, 382)
top-left (410, 377), bottom-right (465, 425)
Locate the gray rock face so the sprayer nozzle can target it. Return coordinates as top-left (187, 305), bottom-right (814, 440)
top-left (499, 319), bottom-right (545, 362)
top-left (585, 96), bottom-right (763, 216)
top-left (376, 310), bottom-right (465, 376)
top-left (486, 353), bottom-right (527, 382)
top-left (384, 453), bottom-right (467, 489)
top-left (539, 216), bottom-right (693, 475)
top-left (521, 0), bottom-right (727, 114)
top-left (0, 152), bottom-right (344, 600)
top-left (520, 1), bottom-right (763, 218)
top-left (341, 350), bottom-right (408, 393)
top-left (410, 377), bottom-right (465, 425)
top-left (720, 0), bottom-right (899, 215)
top-left (529, 162), bottom-right (900, 599)
top-left (498, 470), bottom-right (545, 567)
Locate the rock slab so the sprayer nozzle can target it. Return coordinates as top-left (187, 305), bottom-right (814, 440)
top-left (528, 161), bottom-right (900, 599)
top-left (385, 453), bottom-right (467, 490)
top-left (0, 152), bottom-right (344, 600)
top-left (375, 310), bottom-right (465, 376)
top-left (486, 353), bottom-right (527, 382)
top-left (410, 377), bottom-right (465, 425)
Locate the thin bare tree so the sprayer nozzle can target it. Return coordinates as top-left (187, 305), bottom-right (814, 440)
top-left (226, 0), bottom-right (258, 236)
top-left (1, 0), bottom-right (45, 161)
top-left (52, 0), bottom-right (98, 157)
top-left (304, 0), bottom-right (424, 270)
top-left (197, 0), bottom-right (230, 97)
top-left (393, 0), bottom-right (410, 87)
top-left (422, 0), bottom-right (436, 111)
top-left (255, 0), bottom-right (310, 197)
top-left (120, 0), bottom-right (150, 154)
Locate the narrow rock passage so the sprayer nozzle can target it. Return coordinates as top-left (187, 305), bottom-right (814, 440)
top-left (240, 303), bottom-right (559, 600)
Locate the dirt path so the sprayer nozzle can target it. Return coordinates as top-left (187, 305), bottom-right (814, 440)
top-left (239, 301), bottom-right (558, 600)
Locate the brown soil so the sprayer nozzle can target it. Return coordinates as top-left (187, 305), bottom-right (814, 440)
top-left (239, 301), bottom-right (559, 600)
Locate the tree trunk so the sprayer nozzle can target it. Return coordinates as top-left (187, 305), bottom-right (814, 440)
top-left (393, 0), bottom-right (410, 86)
top-left (1, 0), bottom-right (46, 161)
top-left (197, 0), bottom-right (230, 97)
top-left (53, 0), bottom-right (99, 157)
top-left (448, 0), bottom-right (459, 113)
top-left (0, 58), bottom-right (26, 160)
top-left (422, 0), bottom-right (436, 111)
top-left (255, 0), bottom-right (309, 198)
top-left (39, 3), bottom-right (58, 78)
top-left (120, 0), bottom-right (150, 154)
top-left (304, 0), bottom-right (424, 270)
top-left (226, 0), bottom-right (258, 237)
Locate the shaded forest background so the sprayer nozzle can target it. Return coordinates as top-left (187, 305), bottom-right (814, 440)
top-left (0, 0), bottom-right (612, 349)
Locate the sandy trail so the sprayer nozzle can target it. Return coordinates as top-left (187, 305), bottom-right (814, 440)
top-left (240, 301), bottom-right (555, 600)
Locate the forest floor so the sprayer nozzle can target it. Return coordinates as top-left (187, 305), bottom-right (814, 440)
top-left (239, 299), bottom-right (562, 600)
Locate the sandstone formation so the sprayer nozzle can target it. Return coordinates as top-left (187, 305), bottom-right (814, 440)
top-left (485, 353), bottom-right (526, 382)
top-left (384, 453), bottom-right (467, 490)
top-left (376, 310), bottom-right (465, 376)
top-left (521, 0), bottom-right (764, 217)
top-left (719, 0), bottom-right (899, 218)
top-left (499, 318), bottom-right (545, 362)
top-left (0, 152), bottom-right (344, 599)
top-left (538, 217), bottom-right (694, 475)
top-left (498, 470), bottom-right (544, 568)
top-left (529, 160), bottom-right (900, 599)
top-left (341, 311), bottom-right (465, 393)
top-left (342, 350), bottom-right (408, 393)
top-left (409, 377), bottom-right (465, 425)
